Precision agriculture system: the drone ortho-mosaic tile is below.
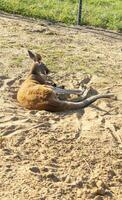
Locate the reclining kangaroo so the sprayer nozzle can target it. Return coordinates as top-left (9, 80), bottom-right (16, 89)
top-left (17, 51), bottom-right (114, 112)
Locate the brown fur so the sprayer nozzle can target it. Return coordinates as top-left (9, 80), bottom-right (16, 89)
top-left (17, 51), bottom-right (114, 112)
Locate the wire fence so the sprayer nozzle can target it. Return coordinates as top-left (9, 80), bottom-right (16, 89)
top-left (0, 0), bottom-right (121, 31)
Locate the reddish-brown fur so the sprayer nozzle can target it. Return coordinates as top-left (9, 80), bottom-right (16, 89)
top-left (17, 51), bottom-right (114, 112)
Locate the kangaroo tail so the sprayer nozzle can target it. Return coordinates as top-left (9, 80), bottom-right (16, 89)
top-left (46, 93), bottom-right (114, 112)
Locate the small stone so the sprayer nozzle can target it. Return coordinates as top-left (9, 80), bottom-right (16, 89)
top-left (41, 167), bottom-right (49, 172)
top-left (77, 189), bottom-right (82, 197)
top-left (70, 180), bottom-right (83, 188)
top-left (65, 175), bottom-right (72, 183)
top-left (6, 165), bottom-right (11, 168)
top-left (75, 180), bottom-right (83, 188)
top-left (105, 190), bottom-right (113, 197)
top-left (96, 180), bottom-right (108, 189)
top-left (46, 172), bottom-right (60, 182)
top-left (29, 166), bottom-right (40, 173)
top-left (61, 174), bottom-right (67, 181)
top-left (90, 180), bottom-right (97, 187)
top-left (94, 196), bottom-right (104, 200)
top-left (89, 188), bottom-right (97, 198)
top-left (90, 187), bottom-right (106, 198)
top-left (119, 145), bottom-right (122, 150)
top-left (51, 158), bottom-right (57, 163)
top-left (96, 188), bottom-right (106, 195)
top-left (108, 169), bottom-right (116, 179)
top-left (5, 168), bottom-right (12, 172)
top-left (101, 118), bottom-right (105, 124)
top-left (3, 148), bottom-right (11, 155)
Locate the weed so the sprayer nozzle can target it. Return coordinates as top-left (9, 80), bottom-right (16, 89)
top-left (0, 0), bottom-right (121, 31)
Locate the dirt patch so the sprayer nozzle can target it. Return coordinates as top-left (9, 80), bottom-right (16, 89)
top-left (0, 13), bottom-right (122, 200)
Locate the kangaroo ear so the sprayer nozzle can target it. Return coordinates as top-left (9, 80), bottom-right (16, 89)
top-left (28, 50), bottom-right (36, 61)
top-left (36, 53), bottom-right (42, 63)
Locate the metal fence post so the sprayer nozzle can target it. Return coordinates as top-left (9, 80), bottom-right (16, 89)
top-left (77, 0), bottom-right (82, 25)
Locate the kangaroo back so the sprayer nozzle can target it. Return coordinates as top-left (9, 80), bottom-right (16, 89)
top-left (17, 80), bottom-right (54, 110)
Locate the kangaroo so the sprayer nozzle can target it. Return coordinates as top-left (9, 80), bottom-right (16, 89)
top-left (17, 51), bottom-right (114, 112)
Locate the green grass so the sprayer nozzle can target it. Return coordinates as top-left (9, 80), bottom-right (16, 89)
top-left (0, 0), bottom-right (122, 31)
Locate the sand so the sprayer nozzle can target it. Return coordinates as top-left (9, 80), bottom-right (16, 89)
top-left (0, 12), bottom-right (122, 200)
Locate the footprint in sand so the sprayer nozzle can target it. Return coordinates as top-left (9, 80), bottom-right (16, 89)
top-left (0, 117), bottom-right (33, 136)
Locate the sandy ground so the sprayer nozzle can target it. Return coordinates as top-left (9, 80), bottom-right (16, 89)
top-left (0, 12), bottom-right (122, 200)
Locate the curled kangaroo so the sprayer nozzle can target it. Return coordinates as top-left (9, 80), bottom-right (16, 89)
top-left (17, 51), bottom-right (114, 112)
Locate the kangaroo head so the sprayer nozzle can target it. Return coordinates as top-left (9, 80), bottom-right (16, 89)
top-left (28, 50), bottom-right (50, 75)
